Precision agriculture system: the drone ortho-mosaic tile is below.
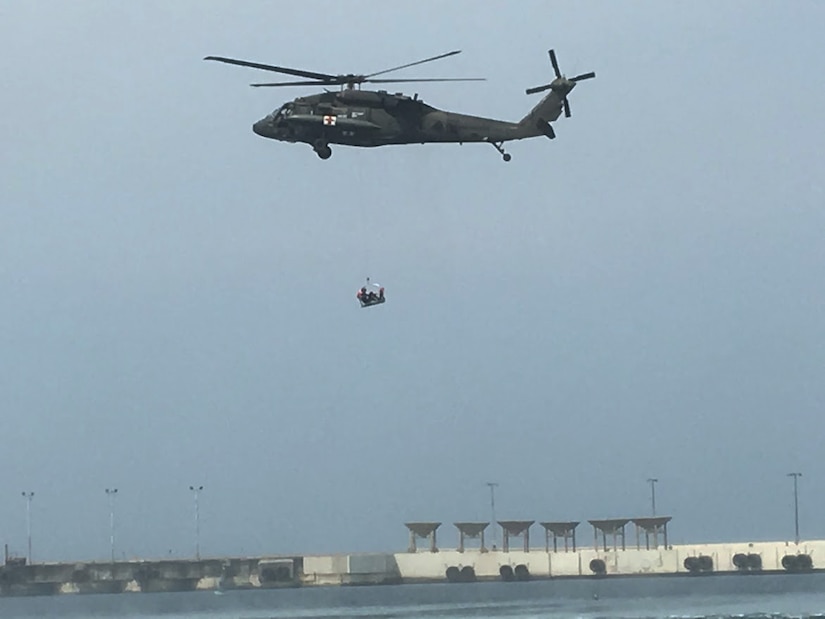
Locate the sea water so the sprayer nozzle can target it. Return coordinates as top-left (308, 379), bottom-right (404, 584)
top-left (1, 573), bottom-right (824, 619)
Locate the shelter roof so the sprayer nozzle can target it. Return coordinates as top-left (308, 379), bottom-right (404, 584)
top-left (497, 520), bottom-right (534, 536)
top-left (539, 521), bottom-right (580, 535)
top-left (588, 518), bottom-right (630, 533)
top-left (631, 516), bottom-right (672, 529)
top-left (454, 522), bottom-right (489, 536)
top-left (404, 522), bottom-right (441, 537)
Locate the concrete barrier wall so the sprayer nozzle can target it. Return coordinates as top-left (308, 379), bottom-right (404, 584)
top-left (0, 558), bottom-right (268, 596)
top-left (673, 540), bottom-right (823, 572)
top-left (392, 540), bottom-right (825, 581)
top-left (549, 550), bottom-right (582, 576)
top-left (1, 539), bottom-right (823, 597)
top-left (302, 555), bottom-right (348, 585)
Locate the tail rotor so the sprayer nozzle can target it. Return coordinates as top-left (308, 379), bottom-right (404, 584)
top-left (525, 49), bottom-right (595, 117)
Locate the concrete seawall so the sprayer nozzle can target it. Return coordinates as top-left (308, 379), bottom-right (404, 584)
top-left (393, 539), bottom-right (822, 582)
top-left (1, 540), bottom-right (821, 597)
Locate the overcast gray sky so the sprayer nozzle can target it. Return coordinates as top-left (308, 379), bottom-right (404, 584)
top-left (1, 1), bottom-right (824, 562)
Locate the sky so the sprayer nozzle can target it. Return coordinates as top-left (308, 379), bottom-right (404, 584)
top-left (1, 1), bottom-right (824, 563)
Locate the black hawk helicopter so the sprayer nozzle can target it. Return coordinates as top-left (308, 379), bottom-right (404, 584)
top-left (205, 49), bottom-right (594, 161)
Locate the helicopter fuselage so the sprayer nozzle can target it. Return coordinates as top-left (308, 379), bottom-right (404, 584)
top-left (250, 84), bottom-right (572, 158)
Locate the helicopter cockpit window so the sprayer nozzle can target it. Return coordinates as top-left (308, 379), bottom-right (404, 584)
top-left (270, 104), bottom-right (293, 121)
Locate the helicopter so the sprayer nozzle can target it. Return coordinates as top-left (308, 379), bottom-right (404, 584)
top-left (205, 48), bottom-right (594, 161)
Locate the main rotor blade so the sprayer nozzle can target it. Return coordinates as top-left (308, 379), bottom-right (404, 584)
top-left (367, 77), bottom-right (486, 83)
top-left (365, 50), bottom-right (462, 78)
top-left (563, 98), bottom-right (571, 118)
top-left (548, 49), bottom-right (561, 79)
top-left (571, 71), bottom-right (596, 82)
top-left (526, 83), bottom-right (552, 95)
top-left (204, 56), bottom-right (334, 81)
top-left (250, 80), bottom-right (338, 87)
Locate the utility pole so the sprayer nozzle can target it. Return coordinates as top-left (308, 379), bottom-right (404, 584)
top-left (21, 492), bottom-right (34, 564)
top-left (647, 478), bottom-right (658, 516)
top-left (105, 488), bottom-right (118, 562)
top-left (788, 473), bottom-right (801, 544)
top-left (189, 485), bottom-right (204, 560)
top-left (486, 482), bottom-right (499, 549)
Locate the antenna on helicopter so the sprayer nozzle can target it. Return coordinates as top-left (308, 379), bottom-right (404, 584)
top-left (525, 49), bottom-right (595, 118)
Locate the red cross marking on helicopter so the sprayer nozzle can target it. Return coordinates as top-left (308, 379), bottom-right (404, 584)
top-left (323, 115), bottom-right (336, 126)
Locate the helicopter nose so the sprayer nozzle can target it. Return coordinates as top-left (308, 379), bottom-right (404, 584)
top-left (252, 119), bottom-right (269, 137)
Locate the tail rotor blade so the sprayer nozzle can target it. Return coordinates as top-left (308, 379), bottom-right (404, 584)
top-left (571, 71), bottom-right (596, 82)
top-left (548, 49), bottom-right (561, 79)
top-left (526, 83), bottom-right (552, 95)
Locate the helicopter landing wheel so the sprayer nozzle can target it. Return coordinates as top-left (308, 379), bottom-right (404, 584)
top-left (313, 140), bottom-right (332, 160)
top-left (490, 141), bottom-right (511, 162)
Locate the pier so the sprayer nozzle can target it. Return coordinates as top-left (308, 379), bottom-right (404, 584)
top-left (1, 519), bottom-right (821, 596)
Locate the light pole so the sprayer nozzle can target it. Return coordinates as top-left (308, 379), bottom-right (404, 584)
top-left (189, 485), bottom-right (203, 560)
top-left (486, 482), bottom-right (499, 549)
top-left (788, 473), bottom-right (801, 544)
top-left (21, 492), bottom-right (34, 564)
top-left (105, 488), bottom-right (118, 562)
top-left (647, 478), bottom-right (658, 516)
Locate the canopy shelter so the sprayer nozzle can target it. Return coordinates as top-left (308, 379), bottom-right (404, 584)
top-left (539, 521), bottom-right (580, 552)
top-left (632, 516), bottom-right (671, 550)
top-left (498, 520), bottom-right (534, 552)
top-left (454, 522), bottom-right (489, 552)
top-left (404, 522), bottom-right (441, 553)
top-left (588, 518), bottom-right (630, 551)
